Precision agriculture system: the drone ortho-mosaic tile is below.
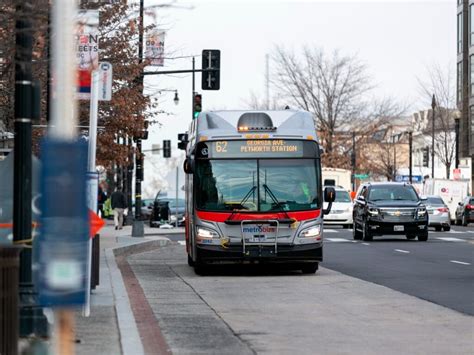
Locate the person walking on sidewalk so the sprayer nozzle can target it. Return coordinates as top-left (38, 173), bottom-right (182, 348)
top-left (111, 187), bottom-right (127, 230)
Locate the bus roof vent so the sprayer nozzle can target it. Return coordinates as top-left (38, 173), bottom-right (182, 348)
top-left (237, 112), bottom-right (276, 132)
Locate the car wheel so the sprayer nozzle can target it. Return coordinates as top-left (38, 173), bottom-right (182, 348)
top-left (363, 222), bottom-right (373, 241)
top-left (187, 254), bottom-right (194, 267)
top-left (435, 226), bottom-right (442, 232)
top-left (418, 232), bottom-right (428, 241)
top-left (406, 235), bottom-right (416, 240)
top-left (443, 226), bottom-right (451, 232)
top-left (353, 222), bottom-right (363, 240)
top-left (301, 262), bottom-right (319, 274)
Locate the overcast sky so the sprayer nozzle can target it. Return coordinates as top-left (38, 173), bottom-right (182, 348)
top-left (141, 0), bottom-right (455, 196)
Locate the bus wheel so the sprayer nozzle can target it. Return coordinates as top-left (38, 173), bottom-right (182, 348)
top-left (187, 254), bottom-right (194, 267)
top-left (301, 263), bottom-right (319, 274)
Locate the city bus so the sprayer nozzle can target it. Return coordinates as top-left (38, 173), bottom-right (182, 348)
top-left (178, 110), bottom-right (335, 274)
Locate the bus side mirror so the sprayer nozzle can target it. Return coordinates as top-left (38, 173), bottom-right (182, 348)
top-left (323, 186), bottom-right (336, 215)
top-left (183, 158), bottom-right (194, 174)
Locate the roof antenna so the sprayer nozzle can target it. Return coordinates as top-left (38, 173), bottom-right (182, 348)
top-left (284, 105), bottom-right (290, 110)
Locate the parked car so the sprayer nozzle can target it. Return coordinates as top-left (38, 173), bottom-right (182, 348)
top-left (131, 198), bottom-right (155, 220)
top-left (454, 196), bottom-right (474, 226)
top-left (421, 195), bottom-right (451, 231)
top-left (150, 196), bottom-right (186, 227)
top-left (353, 182), bottom-right (428, 241)
top-left (323, 187), bottom-right (353, 228)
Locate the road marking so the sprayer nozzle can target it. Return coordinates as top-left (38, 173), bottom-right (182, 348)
top-left (450, 260), bottom-right (471, 266)
top-left (436, 237), bottom-right (465, 242)
top-left (395, 249), bottom-right (410, 254)
top-left (177, 240), bottom-right (186, 246)
top-left (447, 230), bottom-right (465, 234)
top-left (323, 229), bottom-right (338, 233)
top-left (362, 242), bottom-right (370, 246)
top-left (326, 238), bottom-right (351, 242)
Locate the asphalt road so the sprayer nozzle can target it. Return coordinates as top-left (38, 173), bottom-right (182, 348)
top-left (163, 225), bottom-right (474, 315)
top-left (322, 224), bottom-right (474, 315)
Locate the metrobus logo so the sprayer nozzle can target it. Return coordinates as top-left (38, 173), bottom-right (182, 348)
top-left (242, 226), bottom-right (276, 233)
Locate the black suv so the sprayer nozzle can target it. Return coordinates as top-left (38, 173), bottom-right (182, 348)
top-left (353, 182), bottom-right (428, 241)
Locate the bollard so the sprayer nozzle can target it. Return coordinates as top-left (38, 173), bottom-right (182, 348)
top-left (0, 246), bottom-right (23, 355)
top-left (91, 234), bottom-right (100, 290)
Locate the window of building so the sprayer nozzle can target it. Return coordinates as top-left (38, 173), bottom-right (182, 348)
top-left (458, 62), bottom-right (463, 102)
top-left (471, 5), bottom-right (474, 45)
top-left (458, 13), bottom-right (463, 53)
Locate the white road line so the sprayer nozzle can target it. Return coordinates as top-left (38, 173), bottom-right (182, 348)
top-left (177, 240), bottom-right (186, 246)
top-left (450, 260), bottom-right (471, 265)
top-left (362, 242), bottom-right (370, 246)
top-left (326, 238), bottom-right (351, 242)
top-left (447, 230), bottom-right (465, 234)
top-left (436, 237), bottom-right (465, 242)
top-left (323, 229), bottom-right (338, 233)
top-left (395, 249), bottom-right (410, 254)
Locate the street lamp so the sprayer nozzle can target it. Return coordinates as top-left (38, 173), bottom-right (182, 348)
top-left (431, 94), bottom-right (436, 178)
top-left (173, 90), bottom-right (179, 106)
top-left (408, 130), bottom-right (413, 183)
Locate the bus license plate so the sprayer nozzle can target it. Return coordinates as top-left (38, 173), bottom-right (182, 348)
top-left (250, 235), bottom-right (267, 243)
top-left (394, 225), bottom-right (404, 232)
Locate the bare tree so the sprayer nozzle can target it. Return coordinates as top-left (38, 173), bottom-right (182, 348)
top-left (417, 64), bottom-right (456, 179)
top-left (243, 90), bottom-right (283, 110)
top-left (271, 45), bottom-right (404, 166)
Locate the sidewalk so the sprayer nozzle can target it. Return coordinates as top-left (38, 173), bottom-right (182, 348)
top-left (74, 220), bottom-right (183, 355)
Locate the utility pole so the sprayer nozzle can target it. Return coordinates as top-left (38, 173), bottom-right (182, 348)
top-left (431, 94), bottom-right (436, 178)
top-left (192, 56), bottom-right (195, 120)
top-left (351, 132), bottom-right (356, 191)
top-left (454, 117), bottom-right (460, 169)
top-left (132, 0), bottom-right (145, 237)
top-left (408, 131), bottom-right (413, 184)
top-left (13, 0), bottom-right (47, 337)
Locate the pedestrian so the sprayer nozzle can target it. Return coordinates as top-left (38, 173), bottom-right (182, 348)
top-left (97, 185), bottom-right (107, 218)
top-left (111, 186), bottom-right (127, 230)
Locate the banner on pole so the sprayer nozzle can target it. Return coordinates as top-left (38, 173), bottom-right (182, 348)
top-left (98, 62), bottom-right (113, 101)
top-left (76, 10), bottom-right (100, 100)
top-left (145, 30), bottom-right (165, 66)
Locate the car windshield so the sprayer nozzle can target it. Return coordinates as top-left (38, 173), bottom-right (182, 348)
top-left (368, 185), bottom-right (418, 202)
top-left (195, 159), bottom-right (320, 212)
top-left (334, 190), bottom-right (351, 202)
top-left (425, 197), bottom-right (444, 205)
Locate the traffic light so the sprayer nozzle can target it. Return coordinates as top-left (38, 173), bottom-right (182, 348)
top-left (163, 139), bottom-right (171, 158)
top-left (193, 93), bottom-right (202, 119)
top-left (177, 133), bottom-right (188, 150)
top-left (423, 147), bottom-right (430, 167)
top-left (201, 49), bottom-right (220, 90)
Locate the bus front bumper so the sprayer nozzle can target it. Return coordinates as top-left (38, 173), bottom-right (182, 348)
top-left (196, 243), bottom-right (322, 264)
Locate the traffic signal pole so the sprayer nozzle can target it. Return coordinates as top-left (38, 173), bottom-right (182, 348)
top-left (192, 56), bottom-right (195, 121)
top-left (132, 0), bottom-right (145, 238)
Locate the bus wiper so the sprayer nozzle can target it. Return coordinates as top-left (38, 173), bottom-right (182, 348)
top-left (262, 184), bottom-right (291, 220)
top-left (226, 186), bottom-right (256, 221)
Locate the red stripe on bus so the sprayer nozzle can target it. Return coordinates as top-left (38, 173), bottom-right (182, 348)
top-left (195, 210), bottom-right (321, 222)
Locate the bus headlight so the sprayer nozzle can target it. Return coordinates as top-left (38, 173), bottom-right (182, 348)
top-left (196, 227), bottom-right (219, 242)
top-left (298, 225), bottom-right (321, 239)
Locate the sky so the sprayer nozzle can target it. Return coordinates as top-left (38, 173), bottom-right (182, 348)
top-left (140, 0), bottom-right (456, 197)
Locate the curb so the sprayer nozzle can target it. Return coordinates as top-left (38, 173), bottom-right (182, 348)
top-left (106, 238), bottom-right (172, 355)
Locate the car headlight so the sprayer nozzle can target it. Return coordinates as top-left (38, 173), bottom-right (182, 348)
top-left (368, 207), bottom-right (379, 215)
top-left (196, 227), bottom-right (219, 240)
top-left (298, 225), bottom-right (321, 239)
top-left (170, 215), bottom-right (177, 221)
top-left (417, 207), bottom-right (427, 218)
top-left (344, 207), bottom-right (351, 213)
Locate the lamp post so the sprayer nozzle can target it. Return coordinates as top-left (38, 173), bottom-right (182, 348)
top-left (392, 133), bottom-right (397, 181)
top-left (431, 94), bottom-right (436, 178)
top-left (408, 131), bottom-right (413, 184)
top-left (454, 111), bottom-right (461, 169)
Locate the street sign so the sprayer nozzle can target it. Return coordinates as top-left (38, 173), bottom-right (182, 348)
top-left (89, 209), bottom-right (105, 238)
top-left (354, 174), bottom-right (369, 179)
top-left (36, 139), bottom-right (89, 307)
top-left (453, 168), bottom-right (461, 180)
top-left (98, 62), bottom-right (112, 101)
top-left (395, 175), bottom-right (423, 183)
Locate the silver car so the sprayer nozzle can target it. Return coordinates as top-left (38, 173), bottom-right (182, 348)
top-left (421, 195), bottom-right (451, 231)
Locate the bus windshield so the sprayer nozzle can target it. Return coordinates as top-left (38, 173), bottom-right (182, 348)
top-left (195, 159), bottom-right (320, 212)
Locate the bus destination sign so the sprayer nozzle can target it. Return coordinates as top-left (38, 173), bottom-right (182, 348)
top-left (198, 140), bottom-right (312, 158)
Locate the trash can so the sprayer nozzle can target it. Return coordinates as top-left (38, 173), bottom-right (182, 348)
top-left (0, 246), bottom-right (22, 355)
